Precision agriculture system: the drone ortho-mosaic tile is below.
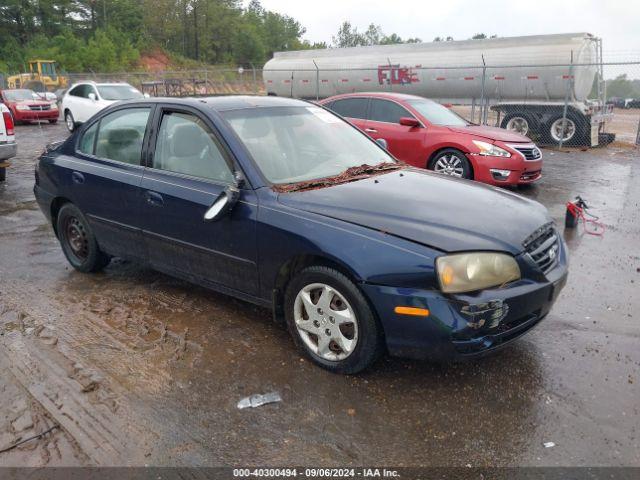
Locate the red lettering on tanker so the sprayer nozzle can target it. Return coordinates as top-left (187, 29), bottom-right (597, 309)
top-left (378, 65), bottom-right (419, 85)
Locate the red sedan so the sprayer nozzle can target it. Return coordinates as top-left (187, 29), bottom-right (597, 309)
top-left (320, 93), bottom-right (542, 186)
top-left (0, 89), bottom-right (59, 125)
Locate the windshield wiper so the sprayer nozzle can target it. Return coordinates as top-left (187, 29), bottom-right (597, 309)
top-left (342, 162), bottom-right (402, 177)
top-left (274, 162), bottom-right (403, 193)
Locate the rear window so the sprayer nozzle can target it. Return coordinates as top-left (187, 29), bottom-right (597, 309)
top-left (329, 98), bottom-right (368, 120)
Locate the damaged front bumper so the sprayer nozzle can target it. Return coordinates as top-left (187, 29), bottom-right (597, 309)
top-left (361, 249), bottom-right (568, 361)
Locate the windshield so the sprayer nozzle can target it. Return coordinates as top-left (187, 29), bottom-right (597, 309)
top-left (406, 99), bottom-right (469, 126)
top-left (223, 106), bottom-right (395, 185)
top-left (97, 85), bottom-right (144, 101)
top-left (4, 89), bottom-right (36, 102)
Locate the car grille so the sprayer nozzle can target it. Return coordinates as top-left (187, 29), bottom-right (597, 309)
top-left (511, 145), bottom-right (542, 161)
top-left (523, 222), bottom-right (559, 273)
top-left (29, 105), bottom-right (51, 111)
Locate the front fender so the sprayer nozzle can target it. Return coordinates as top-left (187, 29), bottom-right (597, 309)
top-left (256, 189), bottom-right (441, 300)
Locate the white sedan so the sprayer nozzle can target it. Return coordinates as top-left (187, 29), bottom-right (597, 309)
top-left (61, 82), bottom-right (145, 132)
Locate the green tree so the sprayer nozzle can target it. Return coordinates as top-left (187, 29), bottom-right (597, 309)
top-left (231, 22), bottom-right (264, 64)
top-left (332, 21), bottom-right (365, 47)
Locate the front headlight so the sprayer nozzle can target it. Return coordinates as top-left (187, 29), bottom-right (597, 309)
top-left (472, 140), bottom-right (511, 157)
top-left (436, 252), bottom-right (520, 293)
top-left (16, 104), bottom-right (30, 111)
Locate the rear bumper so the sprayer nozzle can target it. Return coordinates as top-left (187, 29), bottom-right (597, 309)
top-left (0, 142), bottom-right (17, 161)
top-left (362, 245), bottom-right (568, 362)
top-left (34, 184), bottom-right (55, 222)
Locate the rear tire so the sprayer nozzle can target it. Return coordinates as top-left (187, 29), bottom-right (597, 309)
top-left (56, 203), bottom-right (110, 273)
top-left (284, 266), bottom-right (383, 374)
top-left (65, 110), bottom-right (76, 132)
top-left (428, 148), bottom-right (473, 179)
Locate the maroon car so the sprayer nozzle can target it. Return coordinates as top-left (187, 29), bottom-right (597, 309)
top-left (320, 92), bottom-right (542, 186)
top-left (0, 89), bottom-right (59, 125)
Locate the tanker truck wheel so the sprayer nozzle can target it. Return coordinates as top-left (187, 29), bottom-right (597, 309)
top-left (428, 149), bottom-right (472, 180)
top-left (545, 113), bottom-right (588, 146)
top-left (501, 114), bottom-right (534, 136)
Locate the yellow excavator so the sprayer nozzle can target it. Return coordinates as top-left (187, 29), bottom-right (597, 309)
top-left (6, 60), bottom-right (68, 92)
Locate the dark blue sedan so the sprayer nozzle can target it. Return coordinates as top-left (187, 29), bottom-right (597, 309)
top-left (34, 96), bottom-right (568, 373)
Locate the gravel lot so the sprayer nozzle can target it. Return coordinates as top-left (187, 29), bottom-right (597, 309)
top-left (0, 121), bottom-right (638, 467)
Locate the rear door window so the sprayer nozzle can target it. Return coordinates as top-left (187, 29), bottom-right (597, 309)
top-left (78, 122), bottom-right (98, 155)
top-left (329, 98), bottom-right (368, 120)
top-left (369, 99), bottom-right (414, 124)
top-left (94, 108), bottom-right (150, 165)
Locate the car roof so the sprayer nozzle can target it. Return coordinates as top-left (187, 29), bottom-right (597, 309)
top-left (69, 81), bottom-right (135, 87)
top-left (322, 92), bottom-right (428, 103)
top-left (115, 95), bottom-right (310, 112)
top-left (198, 95), bottom-right (310, 111)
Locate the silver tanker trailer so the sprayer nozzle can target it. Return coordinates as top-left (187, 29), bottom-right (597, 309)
top-left (263, 33), bottom-right (612, 146)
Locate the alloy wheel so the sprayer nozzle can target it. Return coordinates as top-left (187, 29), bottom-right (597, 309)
top-left (65, 113), bottom-right (74, 131)
top-left (293, 283), bottom-right (358, 361)
top-left (434, 154), bottom-right (465, 177)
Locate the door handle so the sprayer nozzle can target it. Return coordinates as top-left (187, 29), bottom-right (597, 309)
top-left (365, 128), bottom-right (378, 133)
top-left (145, 191), bottom-right (164, 206)
top-left (71, 171), bottom-right (85, 184)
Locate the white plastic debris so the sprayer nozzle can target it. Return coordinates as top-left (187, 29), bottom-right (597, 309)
top-left (543, 442), bottom-right (555, 448)
top-left (237, 392), bottom-right (282, 409)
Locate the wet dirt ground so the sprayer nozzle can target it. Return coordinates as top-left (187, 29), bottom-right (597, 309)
top-left (0, 122), bottom-right (638, 467)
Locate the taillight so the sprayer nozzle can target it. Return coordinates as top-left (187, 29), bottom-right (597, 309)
top-left (3, 111), bottom-right (14, 136)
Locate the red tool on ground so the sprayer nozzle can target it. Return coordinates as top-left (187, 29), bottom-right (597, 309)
top-left (565, 196), bottom-right (605, 235)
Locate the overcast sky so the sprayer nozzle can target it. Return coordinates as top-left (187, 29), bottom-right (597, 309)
top-left (253, 0), bottom-right (639, 58)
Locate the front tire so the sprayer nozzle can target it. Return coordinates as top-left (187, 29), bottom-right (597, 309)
top-left (49, 119), bottom-right (58, 124)
top-left (56, 203), bottom-right (110, 273)
top-left (429, 148), bottom-right (473, 179)
top-left (65, 110), bottom-right (76, 132)
top-left (284, 266), bottom-right (383, 374)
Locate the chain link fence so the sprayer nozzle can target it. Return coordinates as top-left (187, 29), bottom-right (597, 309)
top-left (261, 60), bottom-right (640, 148)
top-left (2, 60), bottom-right (639, 147)
top-left (65, 68), bottom-right (265, 97)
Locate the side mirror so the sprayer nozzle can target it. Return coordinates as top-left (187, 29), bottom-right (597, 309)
top-left (375, 138), bottom-right (388, 150)
top-left (399, 117), bottom-right (421, 128)
top-left (88, 93), bottom-right (96, 101)
top-left (203, 172), bottom-right (244, 221)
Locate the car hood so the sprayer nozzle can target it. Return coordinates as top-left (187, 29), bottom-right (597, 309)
top-left (17, 101), bottom-right (50, 107)
top-left (277, 169), bottom-right (551, 254)
top-left (446, 125), bottom-right (531, 143)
